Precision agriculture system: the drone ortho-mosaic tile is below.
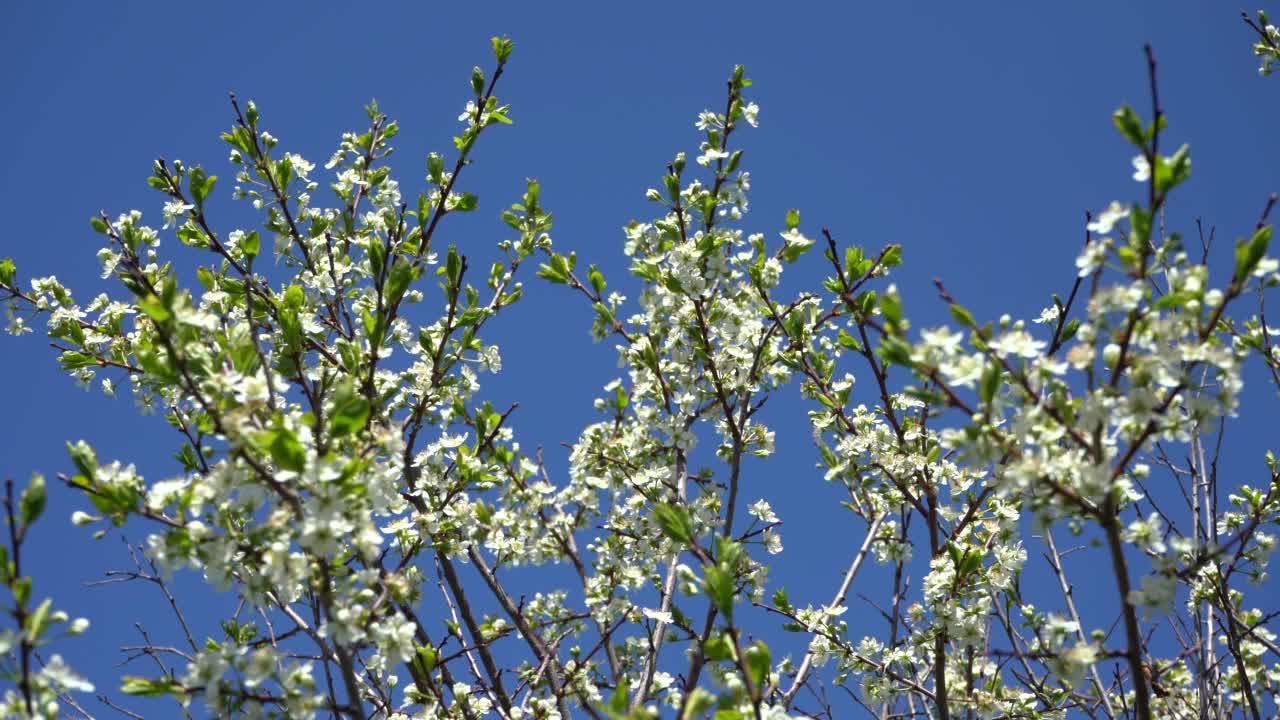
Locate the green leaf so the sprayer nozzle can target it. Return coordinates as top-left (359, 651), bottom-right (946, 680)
top-left (220, 127), bottom-right (250, 154)
top-left (57, 351), bottom-right (98, 371)
top-left (446, 246), bottom-right (463, 285)
top-left (491, 36), bottom-right (514, 63)
top-left (176, 222), bottom-right (207, 249)
top-left (608, 687), bottom-right (629, 715)
top-left (702, 196), bottom-right (717, 223)
top-left (662, 174), bottom-right (681, 203)
top-left (1059, 318), bottom-right (1081, 344)
top-left (25, 598), bottom-right (52, 643)
top-left (588, 265), bottom-right (607, 295)
top-left (1112, 105), bottom-right (1145, 147)
top-left (653, 503), bottom-right (695, 545)
top-left (877, 336), bottom-right (914, 367)
top-left (855, 290), bottom-right (877, 316)
top-left (715, 537), bottom-right (744, 571)
top-left (241, 230), bottom-right (260, 260)
top-left (195, 267), bottom-right (215, 291)
top-left (277, 156), bottom-right (296, 188)
top-left (880, 244), bottom-right (903, 268)
top-left (453, 192), bottom-right (479, 212)
top-left (385, 260), bottom-right (419, 305)
top-left (744, 641), bottom-right (771, 689)
top-left (950, 303), bottom-right (976, 329)
top-left (426, 153), bottom-right (445, 185)
top-left (471, 66), bottom-right (486, 97)
top-left (536, 252), bottom-right (571, 285)
top-left (19, 475), bottom-right (46, 527)
top-left (1154, 290), bottom-right (1197, 311)
top-left (452, 131), bottom-right (473, 153)
top-left (1236, 225), bottom-right (1272, 281)
top-left (880, 292), bottom-right (902, 331)
top-left (681, 689), bottom-right (715, 720)
top-left (0, 257), bottom-right (15, 287)
top-left (189, 166), bottom-right (216, 207)
top-left (704, 565), bottom-right (736, 619)
top-left (137, 294), bottom-right (171, 324)
top-left (134, 346), bottom-right (174, 383)
top-left (67, 442), bottom-right (98, 480)
top-left (785, 208), bottom-right (800, 231)
top-left (12, 577), bottom-right (31, 606)
top-left (330, 385), bottom-right (371, 437)
top-left (719, 147), bottom-right (741, 174)
top-left (703, 633), bottom-right (735, 662)
top-left (1157, 143), bottom-right (1192, 192)
top-left (174, 444), bottom-right (200, 472)
top-left (367, 237), bottom-right (387, 277)
top-left (836, 329), bottom-right (861, 352)
top-left (282, 284), bottom-right (305, 311)
top-left (414, 645), bottom-right (438, 674)
top-left (780, 235), bottom-right (814, 264)
top-left (121, 676), bottom-right (180, 697)
top-left (269, 429), bottom-right (307, 472)
top-left (279, 285), bottom-right (305, 350)
top-left (979, 363), bottom-right (1001, 406)
top-left (946, 540), bottom-right (963, 567)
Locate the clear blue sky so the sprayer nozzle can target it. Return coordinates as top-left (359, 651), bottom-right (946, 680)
top-left (2, 2), bottom-right (1278, 715)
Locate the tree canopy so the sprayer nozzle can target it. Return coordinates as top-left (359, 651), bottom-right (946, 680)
top-left (2, 9), bottom-right (1280, 720)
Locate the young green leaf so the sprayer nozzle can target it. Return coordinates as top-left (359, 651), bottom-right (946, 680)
top-left (1112, 105), bottom-right (1146, 147)
top-left (744, 641), bottom-right (771, 689)
top-left (269, 429), bottom-right (307, 472)
top-left (703, 565), bottom-right (736, 619)
top-left (653, 503), bottom-right (695, 545)
top-left (19, 474), bottom-right (46, 527)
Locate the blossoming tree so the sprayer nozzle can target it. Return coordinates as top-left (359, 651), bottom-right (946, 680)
top-left (3, 17), bottom-right (1280, 720)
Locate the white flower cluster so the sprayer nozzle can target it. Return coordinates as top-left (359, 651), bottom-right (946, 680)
top-left (2, 42), bottom-right (1280, 720)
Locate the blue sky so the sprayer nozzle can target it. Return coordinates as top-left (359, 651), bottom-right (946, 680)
top-left (2, 2), bottom-right (1279, 715)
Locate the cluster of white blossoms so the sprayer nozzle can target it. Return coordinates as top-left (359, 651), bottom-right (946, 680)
top-left (3, 31), bottom-right (1280, 720)
top-left (1248, 9), bottom-right (1280, 76)
top-left (0, 475), bottom-right (96, 720)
